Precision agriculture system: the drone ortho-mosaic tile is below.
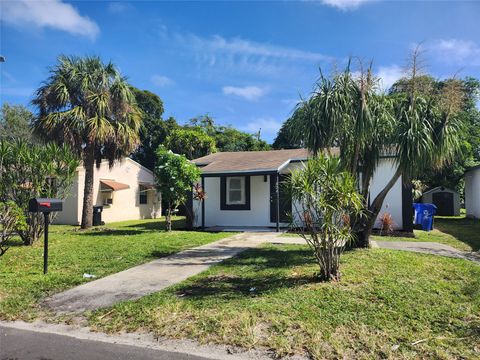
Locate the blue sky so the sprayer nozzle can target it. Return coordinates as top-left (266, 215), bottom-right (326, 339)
top-left (1, 0), bottom-right (480, 142)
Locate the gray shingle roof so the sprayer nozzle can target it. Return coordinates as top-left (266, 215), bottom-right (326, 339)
top-left (192, 149), bottom-right (312, 174)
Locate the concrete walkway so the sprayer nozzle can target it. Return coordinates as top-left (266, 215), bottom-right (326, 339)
top-left (371, 240), bottom-right (480, 263)
top-left (45, 232), bottom-right (281, 313)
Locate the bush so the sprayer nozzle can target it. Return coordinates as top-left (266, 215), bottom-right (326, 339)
top-left (288, 154), bottom-right (363, 281)
top-left (0, 201), bottom-right (27, 256)
top-left (379, 212), bottom-right (395, 235)
top-left (0, 140), bottom-right (79, 244)
top-left (154, 146), bottom-right (201, 231)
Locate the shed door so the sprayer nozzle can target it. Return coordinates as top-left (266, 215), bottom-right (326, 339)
top-left (432, 192), bottom-right (454, 216)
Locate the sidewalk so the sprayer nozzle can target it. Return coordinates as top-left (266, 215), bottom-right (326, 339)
top-left (44, 232), bottom-right (280, 313)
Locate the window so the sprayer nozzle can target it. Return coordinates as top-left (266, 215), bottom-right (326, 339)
top-left (102, 193), bottom-right (113, 206)
top-left (139, 185), bottom-right (148, 204)
top-left (226, 177), bottom-right (245, 205)
top-left (221, 176), bottom-right (250, 210)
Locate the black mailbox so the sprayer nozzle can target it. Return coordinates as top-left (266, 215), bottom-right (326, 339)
top-left (29, 198), bottom-right (63, 275)
top-left (29, 198), bottom-right (63, 213)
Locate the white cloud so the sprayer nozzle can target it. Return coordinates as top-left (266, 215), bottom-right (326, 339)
top-left (318, 0), bottom-right (375, 11)
top-left (377, 65), bottom-right (405, 91)
top-left (430, 39), bottom-right (480, 66)
top-left (351, 64), bottom-right (404, 91)
top-left (1, 0), bottom-right (99, 39)
top-left (242, 117), bottom-right (283, 139)
top-left (171, 32), bottom-right (332, 76)
top-left (151, 75), bottom-right (174, 87)
top-left (222, 86), bottom-right (268, 101)
top-left (108, 2), bottom-right (132, 13)
top-left (183, 34), bottom-right (329, 62)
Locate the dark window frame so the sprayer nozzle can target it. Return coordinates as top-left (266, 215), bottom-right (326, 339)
top-left (220, 176), bottom-right (251, 210)
top-left (139, 185), bottom-right (148, 205)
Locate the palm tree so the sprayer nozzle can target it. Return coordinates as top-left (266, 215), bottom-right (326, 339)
top-left (33, 56), bottom-right (141, 229)
top-left (290, 53), bottom-right (463, 247)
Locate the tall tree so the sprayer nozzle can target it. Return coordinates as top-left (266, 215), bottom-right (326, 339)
top-left (164, 127), bottom-right (216, 159)
top-left (272, 118), bottom-right (303, 149)
top-left (32, 56), bottom-right (141, 229)
top-left (189, 115), bottom-right (271, 152)
top-left (130, 88), bottom-right (180, 170)
top-left (290, 53), bottom-right (463, 247)
top-left (391, 76), bottom-right (480, 193)
top-left (0, 103), bottom-right (34, 142)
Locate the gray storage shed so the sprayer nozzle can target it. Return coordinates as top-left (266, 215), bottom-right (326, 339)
top-left (421, 186), bottom-right (460, 216)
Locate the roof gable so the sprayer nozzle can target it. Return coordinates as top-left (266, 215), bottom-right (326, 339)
top-left (76, 157), bottom-right (154, 175)
top-left (423, 186), bottom-right (458, 195)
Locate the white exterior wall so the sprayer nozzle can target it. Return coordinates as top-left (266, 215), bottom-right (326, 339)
top-left (194, 158), bottom-right (405, 229)
top-left (54, 158), bottom-right (161, 225)
top-left (194, 175), bottom-right (288, 228)
top-left (369, 158), bottom-right (404, 230)
top-left (465, 168), bottom-right (480, 218)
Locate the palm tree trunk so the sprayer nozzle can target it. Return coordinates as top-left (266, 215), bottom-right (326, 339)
top-left (356, 167), bottom-right (402, 247)
top-left (81, 145), bottom-right (95, 229)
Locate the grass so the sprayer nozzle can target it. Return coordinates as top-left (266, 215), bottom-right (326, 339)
top-left (90, 245), bottom-right (480, 359)
top-left (372, 215), bottom-right (480, 251)
top-left (0, 217), bottom-right (231, 320)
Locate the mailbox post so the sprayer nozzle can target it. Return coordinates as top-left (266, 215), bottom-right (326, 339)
top-left (28, 198), bottom-right (63, 274)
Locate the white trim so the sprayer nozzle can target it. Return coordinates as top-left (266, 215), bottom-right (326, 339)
top-left (202, 168), bottom-right (277, 175)
top-left (277, 157), bottom-right (307, 172)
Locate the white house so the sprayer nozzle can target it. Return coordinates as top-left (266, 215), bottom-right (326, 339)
top-left (465, 165), bottom-right (480, 219)
top-left (54, 158), bottom-right (161, 225)
top-left (190, 149), bottom-right (412, 231)
top-left (421, 187), bottom-right (461, 216)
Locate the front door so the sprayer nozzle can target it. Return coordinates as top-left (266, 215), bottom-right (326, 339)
top-left (270, 174), bottom-right (292, 223)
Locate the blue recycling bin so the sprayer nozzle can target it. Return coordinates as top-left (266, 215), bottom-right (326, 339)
top-left (413, 203), bottom-right (437, 231)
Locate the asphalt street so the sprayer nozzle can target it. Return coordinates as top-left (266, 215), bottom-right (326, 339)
top-left (0, 326), bottom-right (209, 360)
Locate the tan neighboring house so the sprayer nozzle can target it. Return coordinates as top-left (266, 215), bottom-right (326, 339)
top-left (54, 158), bottom-right (161, 225)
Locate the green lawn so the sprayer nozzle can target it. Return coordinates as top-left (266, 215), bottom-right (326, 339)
top-left (90, 245), bottom-right (480, 359)
top-left (372, 215), bottom-right (480, 251)
top-left (0, 217), bottom-right (230, 320)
